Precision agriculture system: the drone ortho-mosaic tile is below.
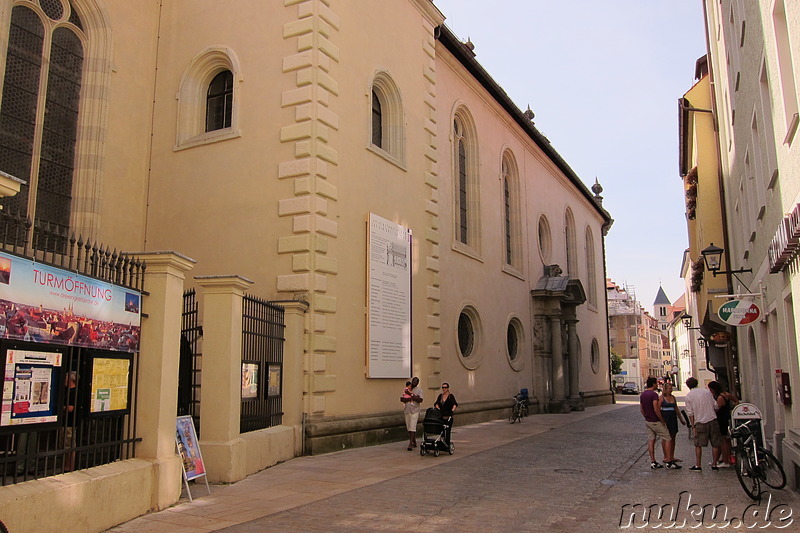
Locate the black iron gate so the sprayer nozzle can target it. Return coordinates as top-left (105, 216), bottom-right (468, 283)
top-left (179, 289), bottom-right (202, 434)
top-left (241, 296), bottom-right (284, 433)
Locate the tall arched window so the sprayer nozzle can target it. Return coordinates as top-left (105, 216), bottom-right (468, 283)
top-left (565, 208), bottom-right (577, 276)
top-left (206, 70), bottom-right (233, 132)
top-left (501, 151), bottom-right (521, 270)
top-left (453, 109), bottom-right (479, 251)
top-left (585, 227), bottom-right (597, 307)
top-left (0, 3), bottom-right (85, 237)
top-left (371, 90), bottom-right (383, 147)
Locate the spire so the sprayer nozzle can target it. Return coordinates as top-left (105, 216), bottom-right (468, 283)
top-left (653, 285), bottom-right (671, 306)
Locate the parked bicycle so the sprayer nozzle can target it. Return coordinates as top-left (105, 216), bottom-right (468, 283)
top-left (510, 389), bottom-right (529, 424)
top-left (731, 419), bottom-right (786, 500)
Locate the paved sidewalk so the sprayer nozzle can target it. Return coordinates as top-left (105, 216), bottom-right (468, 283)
top-left (108, 403), bottom-right (623, 532)
top-left (109, 397), bottom-right (800, 532)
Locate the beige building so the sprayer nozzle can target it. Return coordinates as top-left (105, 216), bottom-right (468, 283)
top-left (0, 1), bottom-right (612, 530)
top-left (691, 0), bottom-right (800, 487)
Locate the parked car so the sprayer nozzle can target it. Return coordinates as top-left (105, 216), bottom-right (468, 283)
top-left (620, 382), bottom-right (640, 395)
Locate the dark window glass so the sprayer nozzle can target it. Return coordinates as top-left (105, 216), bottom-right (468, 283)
top-left (507, 322), bottom-right (518, 360)
top-left (67, 1), bottom-right (83, 30)
top-left (371, 90), bottom-right (382, 147)
top-left (206, 70), bottom-right (233, 132)
top-left (36, 27), bottom-right (83, 232)
top-left (504, 176), bottom-right (511, 264)
top-left (458, 312), bottom-right (474, 357)
top-left (0, 7), bottom-right (44, 216)
top-left (40, 0), bottom-right (64, 21)
top-left (458, 139), bottom-right (468, 244)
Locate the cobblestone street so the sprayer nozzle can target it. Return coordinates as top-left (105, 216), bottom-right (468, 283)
top-left (110, 399), bottom-right (800, 532)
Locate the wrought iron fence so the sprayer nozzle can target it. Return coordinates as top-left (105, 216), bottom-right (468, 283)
top-left (241, 296), bottom-right (285, 433)
top-left (0, 209), bottom-right (146, 292)
top-left (180, 289), bottom-right (203, 434)
top-left (0, 211), bottom-right (144, 484)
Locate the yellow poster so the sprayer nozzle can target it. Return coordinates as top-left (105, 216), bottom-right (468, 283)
top-left (90, 358), bottom-right (130, 412)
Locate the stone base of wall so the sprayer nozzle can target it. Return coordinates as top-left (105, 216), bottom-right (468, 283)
top-left (304, 399), bottom-right (511, 455)
top-left (202, 425), bottom-right (296, 483)
top-left (0, 457), bottom-right (181, 533)
top-left (582, 389), bottom-right (613, 408)
top-left (304, 393), bottom-right (613, 455)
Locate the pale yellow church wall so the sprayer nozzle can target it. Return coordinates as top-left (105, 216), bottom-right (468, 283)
top-left (143, 1), bottom-right (294, 282)
top-left (300, 1), bottom-right (441, 415)
top-left (81, 1), bottom-right (162, 248)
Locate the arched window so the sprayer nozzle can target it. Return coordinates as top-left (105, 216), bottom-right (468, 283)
top-left (371, 90), bottom-right (382, 147)
top-left (501, 151), bottom-right (521, 271)
top-left (176, 47), bottom-right (241, 150)
top-left (369, 72), bottom-right (404, 164)
top-left (565, 208), bottom-right (577, 276)
top-left (585, 227), bottom-right (597, 307)
top-left (0, 3), bottom-right (84, 239)
top-left (206, 70), bottom-right (233, 132)
top-left (453, 108), bottom-right (479, 251)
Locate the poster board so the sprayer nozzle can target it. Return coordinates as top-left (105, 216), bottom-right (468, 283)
top-left (0, 342), bottom-right (63, 431)
top-left (366, 213), bottom-right (412, 378)
top-left (86, 351), bottom-right (132, 415)
top-left (175, 415), bottom-right (210, 502)
top-left (241, 362), bottom-right (259, 399)
top-left (0, 250), bottom-right (141, 353)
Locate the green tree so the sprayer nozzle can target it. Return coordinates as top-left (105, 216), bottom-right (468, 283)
top-left (611, 350), bottom-right (623, 375)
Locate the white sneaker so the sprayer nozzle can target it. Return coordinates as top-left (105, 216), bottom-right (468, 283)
top-left (715, 462), bottom-right (731, 468)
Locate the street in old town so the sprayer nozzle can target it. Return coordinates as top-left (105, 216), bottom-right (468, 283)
top-left (109, 394), bottom-right (800, 532)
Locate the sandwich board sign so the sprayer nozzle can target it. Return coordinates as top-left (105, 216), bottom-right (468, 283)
top-left (718, 299), bottom-right (761, 326)
top-left (176, 416), bottom-right (210, 502)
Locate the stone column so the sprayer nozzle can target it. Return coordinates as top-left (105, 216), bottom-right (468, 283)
top-left (195, 275), bottom-right (253, 482)
top-left (131, 251), bottom-right (196, 510)
top-left (567, 318), bottom-right (583, 409)
top-left (550, 315), bottom-right (565, 402)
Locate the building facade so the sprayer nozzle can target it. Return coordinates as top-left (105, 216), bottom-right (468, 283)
top-left (0, 1), bottom-right (613, 529)
top-left (686, 0), bottom-right (800, 488)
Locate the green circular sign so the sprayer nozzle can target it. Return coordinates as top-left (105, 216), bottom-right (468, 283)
top-left (718, 299), bottom-right (761, 326)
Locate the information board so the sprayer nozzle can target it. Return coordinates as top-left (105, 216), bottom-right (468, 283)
top-left (366, 214), bottom-right (412, 378)
top-left (0, 346), bottom-right (62, 429)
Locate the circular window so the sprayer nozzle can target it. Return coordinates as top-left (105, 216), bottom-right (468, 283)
top-left (507, 322), bottom-right (518, 361)
top-left (538, 215), bottom-right (551, 262)
top-left (591, 338), bottom-right (600, 374)
top-left (456, 306), bottom-right (482, 369)
top-left (506, 317), bottom-right (524, 371)
top-left (458, 312), bottom-right (474, 357)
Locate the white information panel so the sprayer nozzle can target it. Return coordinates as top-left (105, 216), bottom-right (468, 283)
top-left (367, 213), bottom-right (412, 378)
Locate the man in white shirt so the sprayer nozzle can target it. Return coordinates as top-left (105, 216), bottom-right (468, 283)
top-left (684, 376), bottom-right (722, 471)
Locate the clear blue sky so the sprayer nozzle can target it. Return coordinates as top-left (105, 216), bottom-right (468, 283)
top-left (434, 0), bottom-right (707, 308)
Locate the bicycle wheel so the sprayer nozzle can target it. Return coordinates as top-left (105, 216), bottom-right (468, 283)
top-left (510, 404), bottom-right (521, 424)
top-left (735, 449), bottom-right (761, 500)
top-left (757, 448), bottom-right (787, 490)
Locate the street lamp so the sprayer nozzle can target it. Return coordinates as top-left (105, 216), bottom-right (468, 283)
top-left (698, 337), bottom-right (706, 349)
top-left (701, 243), bottom-right (753, 277)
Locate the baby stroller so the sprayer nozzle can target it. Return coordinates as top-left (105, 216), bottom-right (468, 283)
top-left (419, 407), bottom-right (455, 457)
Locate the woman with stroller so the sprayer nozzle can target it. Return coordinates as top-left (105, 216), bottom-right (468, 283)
top-left (434, 383), bottom-right (458, 443)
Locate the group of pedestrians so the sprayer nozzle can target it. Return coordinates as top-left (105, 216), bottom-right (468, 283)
top-left (400, 377), bottom-right (458, 450)
top-left (639, 375), bottom-right (738, 471)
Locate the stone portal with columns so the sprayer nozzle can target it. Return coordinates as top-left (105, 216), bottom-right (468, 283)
top-left (531, 265), bottom-right (587, 413)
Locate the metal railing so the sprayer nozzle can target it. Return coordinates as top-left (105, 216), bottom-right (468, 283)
top-left (241, 296), bottom-right (285, 433)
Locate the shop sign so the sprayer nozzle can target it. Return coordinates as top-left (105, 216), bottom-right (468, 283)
top-left (718, 299), bottom-right (761, 326)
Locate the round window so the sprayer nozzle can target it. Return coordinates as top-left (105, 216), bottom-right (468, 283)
top-left (458, 312), bottom-right (474, 357)
top-left (538, 215), bottom-right (551, 262)
top-left (591, 339), bottom-right (600, 374)
top-left (507, 322), bottom-right (518, 361)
